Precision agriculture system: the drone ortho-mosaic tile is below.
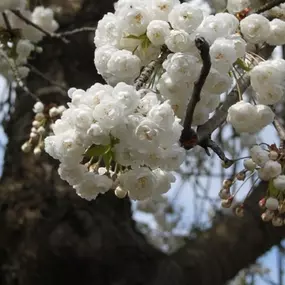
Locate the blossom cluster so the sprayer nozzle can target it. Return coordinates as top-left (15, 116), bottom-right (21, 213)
top-left (22, 102), bottom-right (66, 156)
top-left (42, 0), bottom-right (285, 203)
top-left (0, 2), bottom-right (58, 80)
top-left (44, 83), bottom-right (183, 201)
top-left (220, 144), bottom-right (285, 226)
top-left (94, 0), bottom-right (249, 126)
top-left (227, 59), bottom-right (285, 133)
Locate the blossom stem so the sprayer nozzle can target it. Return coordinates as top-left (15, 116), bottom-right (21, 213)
top-left (10, 10), bottom-right (69, 44)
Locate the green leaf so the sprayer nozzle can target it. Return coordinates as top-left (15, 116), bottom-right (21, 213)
top-left (84, 144), bottom-right (110, 158)
top-left (124, 33), bottom-right (147, 40)
top-left (125, 34), bottom-right (141, 40)
top-left (141, 38), bottom-right (151, 50)
top-left (103, 151), bottom-right (114, 170)
top-left (235, 58), bottom-right (251, 72)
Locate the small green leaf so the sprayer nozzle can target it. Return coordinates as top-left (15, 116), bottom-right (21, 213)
top-left (103, 151), bottom-right (114, 170)
top-left (141, 38), bottom-right (151, 50)
top-left (84, 144), bottom-right (110, 158)
top-left (125, 33), bottom-right (147, 40)
top-left (125, 34), bottom-right (141, 40)
top-left (235, 58), bottom-right (251, 72)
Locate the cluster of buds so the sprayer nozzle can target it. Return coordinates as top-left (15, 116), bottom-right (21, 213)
top-left (219, 143), bottom-right (285, 226)
top-left (21, 101), bottom-right (66, 156)
top-left (259, 197), bottom-right (285, 227)
top-left (219, 172), bottom-right (246, 218)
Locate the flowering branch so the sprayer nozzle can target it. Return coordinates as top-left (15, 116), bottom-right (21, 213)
top-left (253, 0), bottom-right (285, 14)
top-left (0, 49), bottom-right (39, 102)
top-left (197, 45), bottom-right (275, 142)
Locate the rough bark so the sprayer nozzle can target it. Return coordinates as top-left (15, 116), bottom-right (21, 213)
top-left (0, 1), bottom-right (284, 284)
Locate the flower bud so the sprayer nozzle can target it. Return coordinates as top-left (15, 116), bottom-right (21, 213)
top-left (30, 132), bottom-right (38, 139)
top-left (269, 151), bottom-right (279, 161)
top-left (219, 189), bottom-right (230, 199)
top-left (33, 102), bottom-right (44, 113)
top-left (243, 159), bottom-right (256, 171)
top-left (261, 210), bottom-right (274, 222)
top-left (49, 107), bottom-right (60, 118)
top-left (33, 147), bottom-right (41, 157)
top-left (259, 198), bottom-right (266, 208)
top-left (236, 171), bottom-right (246, 181)
top-left (221, 197), bottom-right (233, 208)
top-left (234, 205), bottom-right (244, 217)
top-left (21, 142), bottom-right (32, 153)
top-left (265, 197), bottom-right (279, 210)
top-left (35, 112), bottom-right (45, 121)
top-left (115, 186), bottom-right (127, 199)
top-left (272, 216), bottom-right (283, 227)
top-left (278, 202), bottom-right (285, 214)
top-left (223, 179), bottom-right (232, 189)
top-left (32, 120), bottom-right (41, 128)
top-left (57, 105), bottom-right (66, 114)
top-left (37, 126), bottom-right (45, 135)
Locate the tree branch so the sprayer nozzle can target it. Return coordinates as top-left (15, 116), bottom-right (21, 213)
top-left (183, 37), bottom-right (211, 130)
top-left (273, 117), bottom-right (285, 148)
top-left (197, 45), bottom-right (275, 142)
top-left (170, 182), bottom-right (285, 285)
top-left (253, 0), bottom-right (285, 14)
top-left (180, 37), bottom-right (211, 150)
top-left (10, 10), bottom-right (69, 44)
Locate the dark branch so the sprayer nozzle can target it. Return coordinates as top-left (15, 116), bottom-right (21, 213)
top-left (170, 181), bottom-right (285, 285)
top-left (197, 45), bottom-right (275, 143)
top-left (183, 37), bottom-right (211, 130)
top-left (179, 37), bottom-right (211, 150)
top-left (253, 0), bottom-right (285, 14)
top-left (199, 136), bottom-right (233, 165)
top-left (10, 10), bottom-right (69, 44)
top-left (273, 117), bottom-right (285, 148)
top-left (2, 12), bottom-right (12, 32)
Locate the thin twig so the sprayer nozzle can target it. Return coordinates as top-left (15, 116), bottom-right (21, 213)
top-left (10, 10), bottom-right (69, 44)
top-left (253, 0), bottom-right (285, 14)
top-left (57, 27), bottom-right (96, 37)
top-left (0, 49), bottom-right (39, 102)
top-left (273, 117), bottom-right (285, 148)
top-left (198, 134), bottom-right (233, 164)
top-left (197, 45), bottom-right (275, 143)
top-left (134, 45), bottom-right (170, 90)
top-left (2, 12), bottom-right (12, 32)
top-left (183, 37), bottom-right (211, 130)
top-left (26, 63), bottom-right (67, 93)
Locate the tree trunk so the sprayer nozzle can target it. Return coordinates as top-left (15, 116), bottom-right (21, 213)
top-left (0, 1), bottom-right (284, 284)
